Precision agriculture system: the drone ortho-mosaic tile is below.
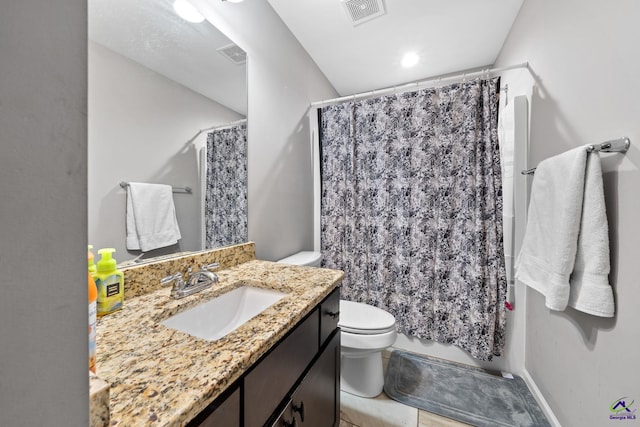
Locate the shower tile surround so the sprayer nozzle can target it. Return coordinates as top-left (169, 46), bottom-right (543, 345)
top-left (89, 242), bottom-right (344, 426)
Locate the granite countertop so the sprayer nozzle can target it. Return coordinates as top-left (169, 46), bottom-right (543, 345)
top-left (95, 259), bottom-right (343, 427)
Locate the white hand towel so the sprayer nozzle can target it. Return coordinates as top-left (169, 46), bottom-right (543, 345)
top-left (568, 153), bottom-right (614, 317)
top-left (126, 182), bottom-right (182, 252)
top-left (515, 147), bottom-right (614, 317)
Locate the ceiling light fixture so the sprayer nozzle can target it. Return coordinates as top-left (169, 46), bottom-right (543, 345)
top-left (173, 0), bottom-right (205, 23)
top-left (222, 0), bottom-right (244, 3)
top-left (401, 52), bottom-right (420, 68)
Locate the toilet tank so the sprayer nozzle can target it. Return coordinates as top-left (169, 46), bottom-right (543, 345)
top-left (277, 251), bottom-right (322, 267)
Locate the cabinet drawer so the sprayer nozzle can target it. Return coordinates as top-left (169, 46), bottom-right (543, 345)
top-left (244, 309), bottom-right (319, 427)
top-left (319, 288), bottom-right (340, 346)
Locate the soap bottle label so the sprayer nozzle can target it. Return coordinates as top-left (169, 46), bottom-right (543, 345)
top-left (96, 274), bottom-right (123, 315)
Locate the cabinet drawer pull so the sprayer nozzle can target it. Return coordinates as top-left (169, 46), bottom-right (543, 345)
top-left (292, 401), bottom-right (305, 422)
top-left (326, 311), bottom-right (339, 319)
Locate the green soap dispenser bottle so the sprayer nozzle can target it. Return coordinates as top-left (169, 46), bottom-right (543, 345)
top-left (95, 248), bottom-right (125, 316)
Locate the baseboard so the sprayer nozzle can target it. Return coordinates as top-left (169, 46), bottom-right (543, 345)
top-left (521, 368), bottom-right (562, 427)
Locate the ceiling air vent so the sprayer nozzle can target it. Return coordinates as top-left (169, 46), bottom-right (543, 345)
top-left (217, 43), bottom-right (247, 65)
top-left (341, 0), bottom-right (386, 26)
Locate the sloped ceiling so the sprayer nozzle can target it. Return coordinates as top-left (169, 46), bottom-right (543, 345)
top-left (267, 0), bottom-right (524, 96)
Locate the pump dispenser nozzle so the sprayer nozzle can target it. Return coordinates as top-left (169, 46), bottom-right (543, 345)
top-left (97, 248), bottom-right (117, 273)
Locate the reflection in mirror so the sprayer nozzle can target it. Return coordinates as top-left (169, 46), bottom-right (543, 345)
top-left (88, 0), bottom-right (248, 263)
top-left (204, 122), bottom-right (248, 249)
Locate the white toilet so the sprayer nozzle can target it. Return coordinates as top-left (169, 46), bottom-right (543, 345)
top-left (277, 251), bottom-right (397, 398)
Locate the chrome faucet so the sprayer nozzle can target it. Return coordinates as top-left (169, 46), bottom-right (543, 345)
top-left (187, 263), bottom-right (220, 287)
top-left (161, 263), bottom-right (220, 299)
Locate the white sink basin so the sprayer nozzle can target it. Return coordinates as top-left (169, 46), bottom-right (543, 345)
top-left (161, 286), bottom-right (287, 341)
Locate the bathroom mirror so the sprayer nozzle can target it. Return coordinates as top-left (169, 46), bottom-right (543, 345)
top-left (88, 0), bottom-right (248, 263)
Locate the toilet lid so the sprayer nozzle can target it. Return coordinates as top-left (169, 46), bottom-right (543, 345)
top-left (338, 300), bottom-right (396, 334)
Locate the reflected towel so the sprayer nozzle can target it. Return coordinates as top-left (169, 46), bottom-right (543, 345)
top-left (515, 146), bottom-right (614, 316)
top-left (126, 182), bottom-right (182, 252)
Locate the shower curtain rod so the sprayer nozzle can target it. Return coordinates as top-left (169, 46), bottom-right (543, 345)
top-left (311, 62), bottom-right (530, 107)
top-left (188, 118), bottom-right (247, 145)
top-left (201, 118), bottom-right (247, 133)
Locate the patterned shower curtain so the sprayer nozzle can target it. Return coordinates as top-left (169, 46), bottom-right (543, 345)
top-left (320, 78), bottom-right (507, 360)
top-left (205, 123), bottom-right (248, 248)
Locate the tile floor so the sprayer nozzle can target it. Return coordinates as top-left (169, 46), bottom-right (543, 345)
top-left (339, 390), bottom-right (472, 427)
top-left (339, 351), bottom-right (472, 427)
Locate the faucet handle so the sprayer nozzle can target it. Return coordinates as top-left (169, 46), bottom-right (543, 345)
top-left (160, 272), bottom-right (184, 289)
top-left (201, 262), bottom-right (220, 271)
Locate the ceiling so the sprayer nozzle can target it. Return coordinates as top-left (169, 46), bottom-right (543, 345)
top-left (267, 0), bottom-right (524, 96)
top-left (88, 0), bottom-right (247, 115)
top-left (88, 0), bottom-right (524, 110)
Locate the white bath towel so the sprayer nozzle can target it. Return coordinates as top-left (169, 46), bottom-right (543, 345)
top-left (515, 146), bottom-right (614, 316)
top-left (126, 182), bottom-right (182, 252)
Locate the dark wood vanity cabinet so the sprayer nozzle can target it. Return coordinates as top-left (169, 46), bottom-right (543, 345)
top-left (319, 288), bottom-right (340, 345)
top-left (193, 387), bottom-right (240, 426)
top-left (245, 308), bottom-right (320, 427)
top-left (190, 287), bottom-right (341, 427)
top-left (272, 331), bottom-right (340, 427)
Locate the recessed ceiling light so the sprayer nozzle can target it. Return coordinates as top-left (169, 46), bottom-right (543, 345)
top-left (401, 52), bottom-right (420, 68)
top-left (224, 0), bottom-right (245, 3)
top-left (173, 0), bottom-right (205, 23)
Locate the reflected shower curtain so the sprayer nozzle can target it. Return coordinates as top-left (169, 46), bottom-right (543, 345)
top-left (205, 123), bottom-right (247, 248)
top-left (320, 78), bottom-right (507, 360)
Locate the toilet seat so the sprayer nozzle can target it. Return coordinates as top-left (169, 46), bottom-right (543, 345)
top-left (341, 329), bottom-right (397, 353)
top-left (338, 300), bottom-right (396, 335)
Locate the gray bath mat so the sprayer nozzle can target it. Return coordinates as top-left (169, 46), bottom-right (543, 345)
top-left (384, 350), bottom-right (550, 427)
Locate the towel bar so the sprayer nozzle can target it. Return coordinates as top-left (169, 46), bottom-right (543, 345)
top-left (119, 181), bottom-right (192, 194)
top-left (521, 137), bottom-right (630, 175)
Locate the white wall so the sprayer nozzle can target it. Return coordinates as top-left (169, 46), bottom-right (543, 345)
top-left (495, 1), bottom-right (640, 426)
top-left (88, 41), bottom-right (243, 261)
top-left (191, 0), bottom-right (339, 261)
top-left (0, 1), bottom-right (88, 426)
